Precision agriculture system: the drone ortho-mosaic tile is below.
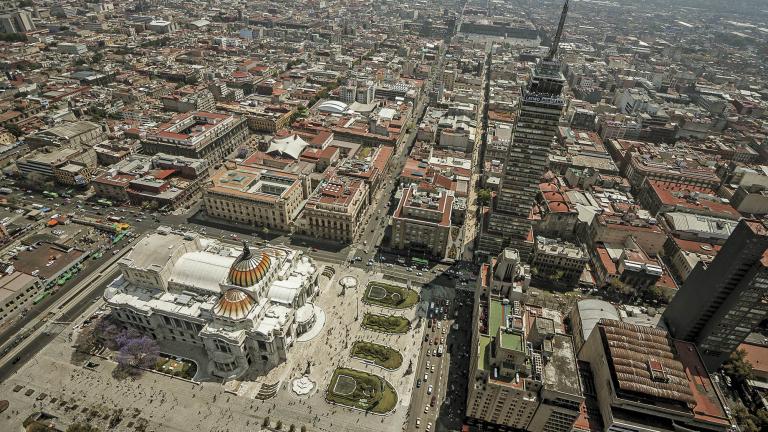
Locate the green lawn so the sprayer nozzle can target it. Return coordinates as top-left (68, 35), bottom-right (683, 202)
top-left (327, 367), bottom-right (398, 414)
top-left (154, 355), bottom-right (197, 379)
top-left (358, 146), bottom-right (373, 158)
top-left (362, 313), bottom-right (410, 334)
top-left (363, 282), bottom-right (419, 309)
top-left (351, 341), bottom-right (403, 369)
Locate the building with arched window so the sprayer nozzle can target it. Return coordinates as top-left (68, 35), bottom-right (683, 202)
top-left (104, 228), bottom-right (319, 380)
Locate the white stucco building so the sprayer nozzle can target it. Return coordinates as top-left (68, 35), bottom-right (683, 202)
top-left (104, 228), bottom-right (320, 380)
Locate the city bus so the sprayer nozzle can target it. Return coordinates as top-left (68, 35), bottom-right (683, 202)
top-left (32, 291), bottom-right (50, 305)
top-left (0, 187), bottom-right (12, 195)
top-left (97, 199), bottom-right (113, 207)
top-left (412, 257), bottom-right (429, 267)
top-left (42, 191), bottom-right (59, 198)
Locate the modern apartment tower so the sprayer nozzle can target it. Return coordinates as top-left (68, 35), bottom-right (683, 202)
top-left (478, 1), bottom-right (569, 262)
top-left (662, 219), bottom-right (768, 370)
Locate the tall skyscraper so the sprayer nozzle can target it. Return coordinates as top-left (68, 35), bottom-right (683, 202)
top-left (0, 10), bottom-right (35, 34)
top-left (478, 1), bottom-right (569, 261)
top-left (662, 219), bottom-right (768, 370)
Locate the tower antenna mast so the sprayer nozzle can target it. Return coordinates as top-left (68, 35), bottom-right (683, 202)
top-left (546, 0), bottom-right (569, 61)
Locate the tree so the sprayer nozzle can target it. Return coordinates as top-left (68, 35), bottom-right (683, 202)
top-left (734, 405), bottom-right (759, 432)
top-left (116, 335), bottom-right (160, 370)
top-left (141, 201), bottom-right (159, 211)
top-left (109, 408), bottom-right (124, 428)
top-left (27, 423), bottom-right (53, 432)
top-left (722, 349), bottom-right (753, 386)
top-left (0, 33), bottom-right (27, 42)
top-left (66, 423), bottom-right (100, 432)
top-left (644, 285), bottom-right (671, 304)
top-left (476, 189), bottom-right (491, 206)
top-left (22, 172), bottom-right (49, 190)
top-left (73, 315), bottom-right (121, 354)
top-left (5, 123), bottom-right (23, 137)
top-left (301, 426), bottom-right (307, 432)
top-left (607, 278), bottom-right (632, 296)
top-left (276, 420), bottom-right (283, 429)
top-left (757, 409), bottom-right (768, 428)
top-left (262, 417), bottom-right (270, 427)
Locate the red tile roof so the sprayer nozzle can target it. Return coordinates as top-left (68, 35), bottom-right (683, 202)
top-left (648, 180), bottom-right (739, 219)
top-left (671, 237), bottom-right (721, 257)
top-left (739, 342), bottom-right (768, 375)
top-left (673, 340), bottom-right (731, 426)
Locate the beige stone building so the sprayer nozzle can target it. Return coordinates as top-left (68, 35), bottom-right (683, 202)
top-left (390, 184), bottom-right (454, 259)
top-left (142, 112), bottom-right (248, 164)
top-left (0, 272), bottom-right (44, 325)
top-left (300, 174), bottom-right (368, 242)
top-left (204, 166), bottom-right (305, 232)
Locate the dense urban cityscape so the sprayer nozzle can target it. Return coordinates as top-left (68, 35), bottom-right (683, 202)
top-left (0, 0), bottom-right (767, 431)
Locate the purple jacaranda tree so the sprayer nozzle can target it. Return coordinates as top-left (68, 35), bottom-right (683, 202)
top-left (116, 335), bottom-right (160, 370)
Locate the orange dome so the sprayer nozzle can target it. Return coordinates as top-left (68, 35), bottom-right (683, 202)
top-left (214, 289), bottom-right (255, 320)
top-left (227, 243), bottom-right (271, 287)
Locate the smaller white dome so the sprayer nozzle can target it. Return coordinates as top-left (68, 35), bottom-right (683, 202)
top-left (317, 100), bottom-right (349, 113)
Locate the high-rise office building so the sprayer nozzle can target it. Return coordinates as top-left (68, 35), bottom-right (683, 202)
top-left (478, 2), bottom-right (569, 262)
top-left (0, 10), bottom-right (35, 34)
top-left (662, 219), bottom-right (768, 370)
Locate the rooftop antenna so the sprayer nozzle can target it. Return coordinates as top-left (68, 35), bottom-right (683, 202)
top-left (546, 0), bottom-right (569, 61)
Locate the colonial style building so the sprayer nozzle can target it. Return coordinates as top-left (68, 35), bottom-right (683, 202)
top-left (391, 184), bottom-right (454, 259)
top-left (142, 112), bottom-right (248, 164)
top-left (301, 174), bottom-right (368, 243)
top-left (203, 165), bottom-right (305, 232)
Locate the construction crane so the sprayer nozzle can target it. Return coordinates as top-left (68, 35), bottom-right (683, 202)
top-left (546, 0), bottom-right (569, 61)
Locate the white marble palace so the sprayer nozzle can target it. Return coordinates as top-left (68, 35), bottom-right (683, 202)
top-left (104, 227), bottom-right (320, 380)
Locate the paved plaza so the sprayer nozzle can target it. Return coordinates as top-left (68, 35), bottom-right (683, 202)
top-left (0, 261), bottom-right (443, 432)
